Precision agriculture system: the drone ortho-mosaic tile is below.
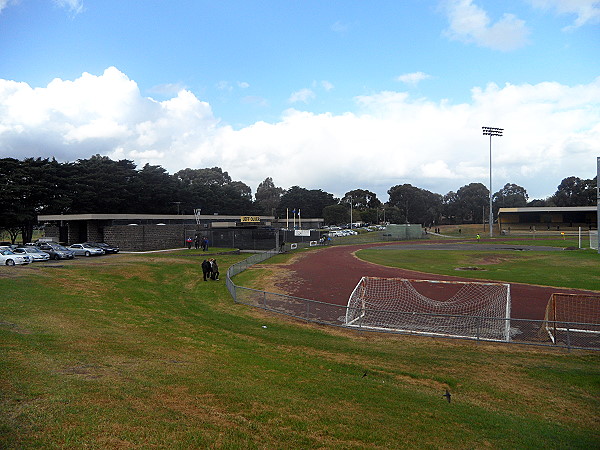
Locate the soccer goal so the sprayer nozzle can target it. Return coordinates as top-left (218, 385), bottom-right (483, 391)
top-left (345, 277), bottom-right (511, 341)
top-left (541, 293), bottom-right (600, 344)
top-left (590, 230), bottom-right (598, 250)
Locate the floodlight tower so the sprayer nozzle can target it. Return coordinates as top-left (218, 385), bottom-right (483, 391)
top-left (482, 126), bottom-right (503, 237)
top-left (349, 196), bottom-right (353, 229)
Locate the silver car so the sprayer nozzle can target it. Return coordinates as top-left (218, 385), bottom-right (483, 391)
top-left (13, 247), bottom-right (50, 262)
top-left (67, 243), bottom-right (105, 257)
top-left (0, 248), bottom-right (31, 265)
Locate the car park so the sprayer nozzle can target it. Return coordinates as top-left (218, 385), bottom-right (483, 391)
top-left (67, 243), bottom-right (104, 257)
top-left (35, 242), bottom-right (75, 260)
top-left (13, 247), bottom-right (50, 262)
top-left (84, 242), bottom-right (120, 254)
top-left (0, 248), bottom-right (31, 265)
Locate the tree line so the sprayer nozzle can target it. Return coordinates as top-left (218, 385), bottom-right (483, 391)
top-left (1, 155), bottom-right (596, 243)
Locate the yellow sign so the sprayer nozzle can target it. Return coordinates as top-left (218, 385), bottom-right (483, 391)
top-left (240, 216), bottom-right (261, 223)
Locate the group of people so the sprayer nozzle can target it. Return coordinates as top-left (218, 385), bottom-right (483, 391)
top-left (186, 236), bottom-right (209, 251)
top-left (201, 258), bottom-right (219, 281)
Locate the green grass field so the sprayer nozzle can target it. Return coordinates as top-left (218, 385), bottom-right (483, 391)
top-left (355, 239), bottom-right (600, 290)
top-left (1, 248), bottom-right (599, 448)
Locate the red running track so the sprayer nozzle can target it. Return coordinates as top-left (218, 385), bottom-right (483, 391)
top-left (275, 243), bottom-right (598, 320)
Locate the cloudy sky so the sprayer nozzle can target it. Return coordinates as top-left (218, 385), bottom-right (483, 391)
top-left (1, 0), bottom-right (599, 202)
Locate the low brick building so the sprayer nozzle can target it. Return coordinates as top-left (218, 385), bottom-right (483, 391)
top-left (37, 213), bottom-right (324, 251)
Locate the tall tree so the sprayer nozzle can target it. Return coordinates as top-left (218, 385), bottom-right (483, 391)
top-left (492, 183), bottom-right (528, 214)
top-left (67, 155), bottom-right (139, 213)
top-left (387, 184), bottom-right (441, 226)
top-left (174, 167), bottom-right (232, 186)
top-left (136, 163), bottom-right (180, 213)
top-left (341, 189), bottom-right (382, 210)
top-left (255, 177), bottom-right (284, 215)
top-left (454, 183), bottom-right (489, 223)
top-left (442, 191), bottom-right (459, 224)
top-left (175, 167), bottom-right (253, 214)
top-left (322, 204), bottom-right (350, 225)
top-left (0, 157), bottom-right (71, 242)
top-left (549, 176), bottom-right (597, 207)
top-left (278, 186), bottom-right (337, 218)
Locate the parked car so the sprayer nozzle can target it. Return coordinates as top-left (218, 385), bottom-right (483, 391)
top-left (35, 242), bottom-right (75, 260)
top-left (1, 247), bottom-right (34, 264)
top-left (67, 243), bottom-right (104, 257)
top-left (13, 247), bottom-right (50, 262)
top-left (84, 242), bottom-right (120, 254)
top-left (0, 248), bottom-right (31, 266)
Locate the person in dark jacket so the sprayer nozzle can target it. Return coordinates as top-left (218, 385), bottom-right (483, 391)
top-left (201, 259), bottom-right (212, 281)
top-left (210, 258), bottom-right (219, 280)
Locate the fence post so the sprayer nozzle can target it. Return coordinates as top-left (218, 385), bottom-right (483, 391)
top-left (476, 316), bottom-right (481, 343)
top-left (306, 300), bottom-right (311, 322)
top-left (263, 291), bottom-right (267, 309)
top-left (358, 309), bottom-right (365, 333)
top-left (566, 324), bottom-right (571, 352)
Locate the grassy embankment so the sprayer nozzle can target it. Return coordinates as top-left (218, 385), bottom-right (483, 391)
top-left (1, 248), bottom-right (598, 448)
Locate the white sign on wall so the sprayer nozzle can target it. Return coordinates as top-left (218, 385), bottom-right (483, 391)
top-left (294, 230), bottom-right (311, 237)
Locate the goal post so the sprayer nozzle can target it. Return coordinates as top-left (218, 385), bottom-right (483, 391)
top-left (345, 277), bottom-right (511, 341)
top-left (541, 293), bottom-right (600, 343)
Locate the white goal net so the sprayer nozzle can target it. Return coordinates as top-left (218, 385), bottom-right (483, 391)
top-left (541, 293), bottom-right (600, 343)
top-left (345, 277), bottom-right (511, 341)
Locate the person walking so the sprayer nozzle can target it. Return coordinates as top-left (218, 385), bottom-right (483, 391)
top-left (186, 237), bottom-right (193, 249)
top-left (210, 258), bottom-right (219, 280)
top-left (201, 259), bottom-right (212, 281)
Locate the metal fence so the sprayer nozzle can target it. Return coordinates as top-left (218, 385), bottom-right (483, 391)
top-left (226, 250), bottom-right (600, 351)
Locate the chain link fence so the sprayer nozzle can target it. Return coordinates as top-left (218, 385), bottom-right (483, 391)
top-left (226, 249), bottom-right (600, 351)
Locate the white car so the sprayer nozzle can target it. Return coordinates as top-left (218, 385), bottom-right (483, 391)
top-left (0, 248), bottom-right (31, 266)
top-left (67, 243), bottom-right (105, 257)
top-left (13, 247), bottom-right (50, 262)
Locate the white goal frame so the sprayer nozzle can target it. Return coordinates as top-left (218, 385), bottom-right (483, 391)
top-left (542, 293), bottom-right (600, 344)
top-left (345, 277), bottom-right (511, 342)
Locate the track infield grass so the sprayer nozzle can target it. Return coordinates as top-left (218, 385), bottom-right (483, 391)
top-left (0, 249), bottom-right (598, 448)
top-left (355, 245), bottom-right (600, 291)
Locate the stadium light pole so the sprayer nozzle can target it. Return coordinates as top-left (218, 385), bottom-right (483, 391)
top-left (482, 126), bottom-right (503, 238)
top-left (349, 197), bottom-right (353, 229)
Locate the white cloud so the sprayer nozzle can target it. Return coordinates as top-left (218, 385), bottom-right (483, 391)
top-left (216, 80), bottom-right (233, 91)
top-left (53, 0), bottom-right (84, 15)
top-left (1, 67), bottom-right (598, 201)
top-left (148, 83), bottom-right (188, 96)
top-left (0, 67), bottom-right (218, 166)
top-left (321, 80), bottom-right (334, 91)
top-left (396, 72), bottom-right (433, 86)
top-left (0, 0), bottom-right (11, 14)
top-left (0, 0), bottom-right (84, 15)
top-left (441, 0), bottom-right (530, 51)
top-left (288, 88), bottom-right (316, 104)
top-left (238, 81), bottom-right (250, 89)
top-left (527, 0), bottom-right (600, 28)
top-left (331, 21), bottom-right (351, 34)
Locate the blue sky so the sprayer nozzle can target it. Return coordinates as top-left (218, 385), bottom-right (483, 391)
top-left (1, 0), bottom-right (599, 203)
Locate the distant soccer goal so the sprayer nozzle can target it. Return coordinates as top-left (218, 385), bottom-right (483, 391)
top-left (541, 293), bottom-right (600, 344)
top-left (590, 231), bottom-right (598, 250)
top-left (345, 277), bottom-right (511, 341)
